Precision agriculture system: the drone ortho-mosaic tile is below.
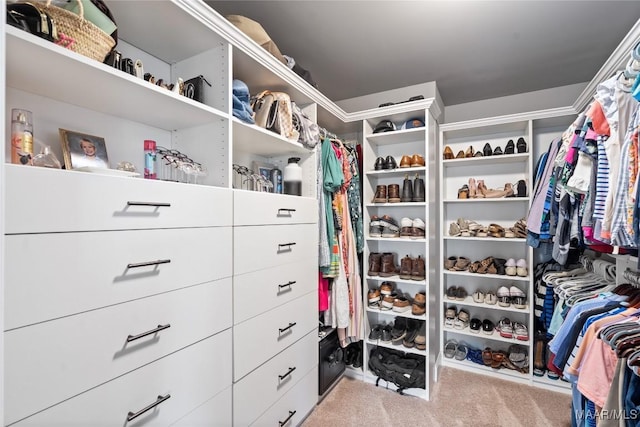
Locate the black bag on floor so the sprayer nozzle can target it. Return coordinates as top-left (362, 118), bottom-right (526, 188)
top-left (368, 347), bottom-right (425, 394)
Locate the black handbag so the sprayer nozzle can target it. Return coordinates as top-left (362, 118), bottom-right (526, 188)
top-left (183, 75), bottom-right (211, 103)
top-left (7, 2), bottom-right (57, 42)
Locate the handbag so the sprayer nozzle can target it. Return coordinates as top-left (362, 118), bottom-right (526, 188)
top-left (251, 90), bottom-right (298, 141)
top-left (251, 90), bottom-right (277, 128)
top-left (7, 2), bottom-right (57, 42)
top-left (183, 75), bottom-right (211, 103)
top-left (292, 101), bottom-right (320, 148)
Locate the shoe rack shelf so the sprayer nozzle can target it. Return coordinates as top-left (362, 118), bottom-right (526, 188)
top-left (442, 326), bottom-right (530, 345)
top-left (442, 153), bottom-right (529, 167)
top-left (442, 296), bottom-right (530, 314)
top-left (443, 236), bottom-right (526, 243)
top-left (361, 108), bottom-right (438, 401)
top-left (443, 271), bottom-right (530, 282)
top-left (443, 198), bottom-right (530, 204)
top-left (441, 358), bottom-right (530, 381)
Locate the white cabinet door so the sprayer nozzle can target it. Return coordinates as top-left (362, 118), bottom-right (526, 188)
top-left (233, 291), bottom-right (317, 381)
top-left (5, 227), bottom-right (232, 329)
top-left (233, 331), bottom-right (318, 426)
top-left (233, 191), bottom-right (318, 225)
top-left (233, 258), bottom-right (317, 324)
top-left (233, 224), bottom-right (318, 275)
top-left (12, 330), bottom-right (232, 426)
top-left (5, 165), bottom-right (232, 233)
top-left (170, 387), bottom-right (232, 427)
top-left (5, 280), bottom-right (232, 425)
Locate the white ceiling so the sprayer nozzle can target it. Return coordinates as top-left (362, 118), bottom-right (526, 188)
top-left (205, 1), bottom-right (640, 107)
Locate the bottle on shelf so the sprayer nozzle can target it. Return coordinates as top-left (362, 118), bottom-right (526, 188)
top-left (11, 108), bottom-right (34, 165)
top-left (283, 157), bottom-right (302, 196)
top-left (32, 145), bottom-right (61, 169)
top-left (270, 161), bottom-right (283, 194)
top-left (143, 139), bottom-right (157, 179)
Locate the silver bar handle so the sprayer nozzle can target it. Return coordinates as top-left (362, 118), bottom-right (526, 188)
top-left (278, 242), bottom-right (296, 249)
top-left (278, 366), bottom-right (296, 381)
top-left (279, 322), bottom-right (296, 334)
top-left (278, 281), bottom-right (296, 290)
top-left (278, 208), bottom-right (297, 214)
top-left (279, 410), bottom-right (297, 426)
top-left (127, 324), bottom-right (171, 342)
top-left (127, 201), bottom-right (171, 207)
top-left (127, 259), bottom-right (171, 269)
top-left (127, 394), bottom-right (171, 422)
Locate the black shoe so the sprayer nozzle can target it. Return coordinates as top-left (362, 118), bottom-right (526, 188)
top-left (470, 318), bottom-right (482, 333)
top-left (517, 179), bottom-right (527, 197)
top-left (493, 146), bottom-right (503, 155)
top-left (352, 341), bottom-right (363, 368)
top-left (483, 142), bottom-right (493, 156)
top-left (412, 174), bottom-right (425, 202)
top-left (374, 156), bottom-right (385, 171)
top-left (504, 139), bottom-right (515, 154)
top-left (401, 174), bottom-right (413, 202)
top-left (482, 319), bottom-right (495, 334)
top-left (517, 137), bottom-right (527, 153)
top-left (369, 324), bottom-right (383, 340)
top-left (402, 319), bottom-right (420, 347)
top-left (381, 324), bottom-right (393, 342)
top-left (383, 155), bottom-right (397, 169)
top-left (391, 317), bottom-right (408, 344)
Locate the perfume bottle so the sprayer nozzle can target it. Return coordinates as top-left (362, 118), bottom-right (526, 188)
top-left (32, 145), bottom-right (61, 169)
top-left (11, 109), bottom-right (34, 165)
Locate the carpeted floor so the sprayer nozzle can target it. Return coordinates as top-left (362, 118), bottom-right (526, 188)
top-left (301, 367), bottom-right (572, 427)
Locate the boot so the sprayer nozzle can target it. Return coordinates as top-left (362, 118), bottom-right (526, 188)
top-left (379, 252), bottom-right (396, 277)
top-left (368, 252), bottom-right (382, 276)
top-left (388, 184), bottom-right (401, 203)
top-left (351, 341), bottom-right (363, 368)
top-left (413, 174), bottom-right (425, 202)
top-left (401, 174), bottom-right (413, 202)
top-left (399, 254), bottom-right (413, 280)
top-left (411, 256), bottom-right (426, 281)
top-left (373, 185), bottom-right (387, 203)
top-left (533, 334), bottom-right (546, 377)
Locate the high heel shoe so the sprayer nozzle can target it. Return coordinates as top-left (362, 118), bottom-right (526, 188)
top-left (504, 139), bottom-right (515, 154)
top-left (516, 179), bottom-right (527, 197)
top-left (482, 143), bottom-right (493, 156)
top-left (465, 146), bottom-right (475, 158)
top-left (468, 178), bottom-right (477, 198)
top-left (517, 137), bottom-right (527, 153)
top-left (476, 180), bottom-right (487, 198)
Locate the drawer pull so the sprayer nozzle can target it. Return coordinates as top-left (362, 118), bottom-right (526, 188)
top-left (127, 259), bottom-right (171, 269)
top-left (278, 366), bottom-right (297, 381)
top-left (127, 201), bottom-right (171, 207)
top-left (127, 394), bottom-right (171, 422)
top-left (278, 242), bottom-right (297, 249)
top-left (279, 322), bottom-right (297, 334)
top-left (278, 280), bottom-right (296, 290)
top-left (127, 324), bottom-right (171, 342)
top-left (279, 410), bottom-right (297, 426)
top-left (277, 208), bottom-right (296, 215)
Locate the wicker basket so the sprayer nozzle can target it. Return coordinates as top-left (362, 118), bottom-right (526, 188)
top-left (34, 0), bottom-right (115, 62)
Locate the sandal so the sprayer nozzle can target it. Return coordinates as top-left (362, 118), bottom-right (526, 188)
top-left (491, 351), bottom-right (506, 369)
top-left (444, 256), bottom-right (457, 270)
top-left (468, 261), bottom-right (481, 273)
top-left (482, 348), bottom-right (493, 366)
top-left (475, 227), bottom-right (488, 238)
top-left (488, 223), bottom-right (505, 238)
top-left (468, 178), bottom-right (477, 198)
top-left (449, 221), bottom-right (461, 237)
top-left (454, 342), bottom-right (469, 361)
top-left (444, 340), bottom-right (458, 358)
top-left (453, 257), bottom-right (471, 271)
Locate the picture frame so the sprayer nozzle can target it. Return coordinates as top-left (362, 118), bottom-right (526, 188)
top-left (252, 160), bottom-right (275, 181)
top-left (59, 129), bottom-right (110, 170)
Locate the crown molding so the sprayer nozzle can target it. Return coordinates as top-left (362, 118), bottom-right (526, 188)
top-left (439, 106), bottom-right (577, 132)
top-left (573, 18), bottom-right (640, 112)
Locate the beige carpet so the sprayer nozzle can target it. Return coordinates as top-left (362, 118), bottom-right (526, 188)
top-left (302, 368), bottom-right (571, 427)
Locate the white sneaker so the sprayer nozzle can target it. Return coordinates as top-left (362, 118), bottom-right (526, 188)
top-left (412, 218), bottom-right (425, 239)
top-left (510, 286), bottom-right (527, 309)
top-left (400, 217), bottom-right (413, 238)
top-left (497, 286), bottom-right (511, 307)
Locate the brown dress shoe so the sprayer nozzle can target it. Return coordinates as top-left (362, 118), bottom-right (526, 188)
top-left (379, 253), bottom-right (397, 277)
top-left (373, 185), bottom-right (387, 203)
top-left (399, 155), bottom-right (412, 168)
top-left (411, 154), bottom-right (425, 167)
top-left (443, 146), bottom-right (454, 160)
top-left (412, 291), bottom-right (426, 315)
top-left (411, 256), bottom-right (426, 281)
top-left (399, 255), bottom-right (413, 280)
top-left (388, 184), bottom-right (401, 203)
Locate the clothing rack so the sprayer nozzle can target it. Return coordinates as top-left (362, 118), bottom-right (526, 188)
top-left (319, 126), bottom-right (337, 140)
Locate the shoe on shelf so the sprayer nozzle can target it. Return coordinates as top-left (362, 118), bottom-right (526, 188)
top-left (445, 306), bottom-right (457, 328)
top-left (446, 285), bottom-right (458, 300)
top-left (455, 287), bottom-right (468, 301)
top-left (380, 293), bottom-right (398, 311)
top-left (454, 309), bottom-right (470, 329)
top-left (469, 318), bottom-right (482, 333)
top-left (505, 258), bottom-right (517, 276)
top-left (380, 215), bottom-right (400, 238)
top-left (368, 324), bottom-right (383, 340)
top-left (401, 174), bottom-right (414, 202)
top-left (392, 296), bottom-right (412, 313)
top-left (399, 255), bottom-right (413, 280)
top-left (472, 290), bottom-right (485, 303)
top-left (468, 178), bottom-right (477, 198)
top-left (411, 256), bottom-right (426, 281)
top-left (380, 281), bottom-right (395, 296)
top-left (369, 215), bottom-right (383, 237)
top-left (412, 291), bottom-right (426, 315)
top-left (413, 174), bottom-right (425, 202)
top-left (387, 184), bottom-right (401, 203)
top-left (484, 291), bottom-right (497, 305)
top-left (374, 156), bottom-right (385, 170)
top-left (510, 286), bottom-right (527, 309)
top-left (400, 217), bottom-right (413, 238)
top-left (504, 139), bottom-right (515, 154)
top-left (533, 336), bottom-right (546, 376)
top-left (497, 317), bottom-right (513, 338)
top-left (379, 252), bottom-right (397, 277)
top-left (458, 184), bottom-right (469, 199)
top-left (444, 339), bottom-right (458, 358)
top-left (403, 319), bottom-right (421, 348)
top-left (482, 143), bottom-right (493, 156)
top-left (372, 185), bottom-right (387, 203)
top-left (514, 322), bottom-right (529, 341)
top-left (391, 317), bottom-right (408, 344)
top-left (493, 146), bottom-right (503, 155)
top-left (465, 146), bottom-right (474, 158)
top-left (449, 221), bottom-right (462, 237)
top-left (383, 155), bottom-right (397, 169)
top-left (454, 342), bottom-right (468, 361)
top-left (482, 319), bottom-right (495, 335)
top-left (399, 155), bottom-right (412, 168)
top-left (516, 179), bottom-right (527, 197)
top-left (368, 288), bottom-right (381, 308)
top-left (411, 154), bottom-right (425, 167)
top-left (381, 324), bottom-right (393, 342)
top-left (509, 344), bottom-right (529, 372)
top-left (414, 322), bottom-right (427, 350)
top-left (443, 146), bottom-right (454, 160)
top-left (516, 137), bottom-right (527, 153)
top-left (497, 286), bottom-right (511, 307)
top-left (444, 256), bottom-right (457, 271)
top-left (516, 259), bottom-right (528, 277)
top-left (411, 218), bottom-right (426, 239)
top-left (455, 150), bottom-right (465, 159)
top-left (368, 252), bottom-right (381, 276)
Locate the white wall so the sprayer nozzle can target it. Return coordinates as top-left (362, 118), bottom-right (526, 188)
top-left (443, 82), bottom-right (587, 123)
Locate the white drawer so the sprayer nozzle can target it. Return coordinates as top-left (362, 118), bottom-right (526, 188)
top-left (250, 368), bottom-right (318, 427)
top-left (5, 164), bottom-right (232, 233)
top-left (234, 223), bottom-right (318, 275)
top-left (234, 291), bottom-right (317, 381)
top-left (5, 280), bottom-right (232, 425)
top-left (234, 258), bottom-right (317, 324)
top-left (170, 387), bottom-right (232, 427)
top-left (234, 331), bottom-right (318, 426)
top-left (13, 330), bottom-right (232, 427)
top-left (5, 227), bottom-right (232, 329)
top-left (233, 190), bottom-right (318, 225)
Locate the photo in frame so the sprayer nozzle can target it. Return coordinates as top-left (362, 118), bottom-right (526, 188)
top-left (252, 160), bottom-right (274, 181)
top-left (59, 129), bottom-right (110, 170)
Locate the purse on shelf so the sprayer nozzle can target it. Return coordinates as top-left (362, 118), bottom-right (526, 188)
top-left (292, 101), bottom-right (320, 148)
top-left (251, 90), bottom-right (298, 141)
top-left (183, 75), bottom-right (211, 103)
top-left (7, 2), bottom-right (57, 42)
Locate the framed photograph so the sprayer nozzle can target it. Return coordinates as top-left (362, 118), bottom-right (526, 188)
top-left (252, 160), bottom-right (274, 181)
top-left (59, 129), bottom-right (110, 170)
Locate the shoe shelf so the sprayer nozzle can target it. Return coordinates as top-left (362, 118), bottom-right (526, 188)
top-left (443, 197), bottom-right (530, 204)
top-left (367, 237), bottom-right (427, 243)
top-left (366, 202), bottom-right (427, 208)
top-left (365, 275), bottom-right (427, 286)
top-left (443, 295), bottom-right (530, 314)
top-left (532, 373), bottom-right (572, 392)
top-left (442, 153), bottom-right (529, 167)
top-left (443, 325), bottom-right (530, 345)
top-left (442, 236), bottom-right (526, 243)
top-left (365, 306), bottom-right (427, 320)
top-left (366, 166), bottom-right (426, 176)
top-left (443, 270), bottom-right (530, 282)
top-left (365, 127), bottom-right (426, 146)
top-left (366, 339), bottom-right (426, 356)
top-left (441, 358), bottom-right (530, 380)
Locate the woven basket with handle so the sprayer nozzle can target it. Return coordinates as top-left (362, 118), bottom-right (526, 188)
top-left (34, 0), bottom-right (115, 62)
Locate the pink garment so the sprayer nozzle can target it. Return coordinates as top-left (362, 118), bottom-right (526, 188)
top-left (588, 101), bottom-right (611, 137)
top-left (577, 328), bottom-right (619, 407)
top-left (318, 271), bottom-right (329, 311)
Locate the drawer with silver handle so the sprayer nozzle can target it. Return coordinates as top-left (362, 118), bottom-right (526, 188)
top-left (233, 190), bottom-right (318, 226)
